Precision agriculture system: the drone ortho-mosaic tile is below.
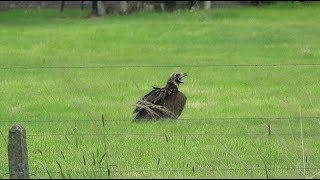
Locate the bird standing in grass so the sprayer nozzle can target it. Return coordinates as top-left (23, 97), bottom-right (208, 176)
top-left (133, 72), bottom-right (187, 120)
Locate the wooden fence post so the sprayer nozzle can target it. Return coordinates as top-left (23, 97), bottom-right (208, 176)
top-left (8, 124), bottom-right (30, 179)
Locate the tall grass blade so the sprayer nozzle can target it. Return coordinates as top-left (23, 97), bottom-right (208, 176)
top-left (65, 135), bottom-right (71, 144)
top-left (45, 168), bottom-right (52, 179)
top-left (61, 151), bottom-right (65, 160)
top-left (56, 160), bottom-right (66, 179)
top-left (102, 114), bottom-right (105, 127)
top-left (75, 136), bottom-right (79, 148)
top-left (96, 149), bottom-right (99, 160)
top-left (99, 152), bottom-right (107, 165)
top-left (164, 134), bottom-right (169, 142)
top-left (67, 171), bottom-right (72, 179)
top-left (299, 109), bottom-right (306, 178)
top-left (262, 158), bottom-right (269, 179)
top-left (83, 155), bottom-right (87, 166)
top-left (93, 152), bottom-right (97, 167)
top-left (107, 169), bottom-right (111, 178)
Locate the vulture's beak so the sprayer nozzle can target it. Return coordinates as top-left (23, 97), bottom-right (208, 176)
top-left (178, 72), bottom-right (187, 83)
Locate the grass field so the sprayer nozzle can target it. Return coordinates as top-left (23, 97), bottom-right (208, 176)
top-left (1, 1), bottom-right (320, 178)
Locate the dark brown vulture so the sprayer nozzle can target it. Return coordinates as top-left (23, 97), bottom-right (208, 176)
top-left (133, 72), bottom-right (187, 120)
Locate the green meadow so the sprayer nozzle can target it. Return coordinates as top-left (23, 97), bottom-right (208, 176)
top-left (1, 2), bottom-right (320, 178)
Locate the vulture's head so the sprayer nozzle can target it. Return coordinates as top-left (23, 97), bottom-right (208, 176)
top-left (167, 72), bottom-right (187, 86)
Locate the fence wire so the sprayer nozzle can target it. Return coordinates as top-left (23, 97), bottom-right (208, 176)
top-left (23, 132), bottom-right (320, 138)
top-left (1, 63), bottom-right (320, 70)
top-left (1, 116), bottom-right (320, 123)
top-left (2, 166), bottom-right (320, 175)
top-left (2, 166), bottom-right (320, 179)
top-left (1, 116), bottom-right (319, 138)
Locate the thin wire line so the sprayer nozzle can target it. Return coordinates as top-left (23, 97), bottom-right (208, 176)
top-left (110, 166), bottom-right (320, 173)
top-left (26, 132), bottom-right (320, 138)
top-left (1, 116), bottom-right (320, 123)
top-left (2, 166), bottom-right (320, 175)
top-left (1, 63), bottom-right (320, 70)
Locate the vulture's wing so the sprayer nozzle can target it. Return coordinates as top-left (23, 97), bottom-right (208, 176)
top-left (134, 87), bottom-right (173, 113)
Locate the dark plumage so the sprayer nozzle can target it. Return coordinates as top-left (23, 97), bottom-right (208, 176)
top-left (133, 72), bottom-right (187, 120)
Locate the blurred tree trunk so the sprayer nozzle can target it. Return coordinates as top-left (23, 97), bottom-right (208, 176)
top-left (91, 1), bottom-right (106, 16)
top-left (92, 1), bottom-right (98, 15)
top-left (81, 1), bottom-right (84, 10)
top-left (60, 1), bottom-right (65, 12)
top-left (204, 1), bottom-right (211, 9)
top-left (97, 1), bottom-right (106, 16)
top-left (119, 1), bottom-right (128, 14)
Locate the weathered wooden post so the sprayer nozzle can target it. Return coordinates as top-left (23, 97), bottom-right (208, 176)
top-left (8, 124), bottom-right (29, 179)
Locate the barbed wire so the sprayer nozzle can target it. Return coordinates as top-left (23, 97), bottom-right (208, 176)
top-left (1, 116), bottom-right (318, 139)
top-left (1, 63), bottom-right (320, 70)
top-left (107, 166), bottom-right (320, 172)
top-left (1, 116), bottom-right (319, 123)
top-left (24, 132), bottom-right (320, 138)
top-left (2, 166), bottom-right (320, 176)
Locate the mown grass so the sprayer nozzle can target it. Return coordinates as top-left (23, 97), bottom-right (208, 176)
top-left (1, 1), bottom-right (320, 178)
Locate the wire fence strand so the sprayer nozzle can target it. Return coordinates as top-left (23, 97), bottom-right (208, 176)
top-left (1, 116), bottom-right (320, 123)
top-left (1, 63), bottom-right (320, 70)
top-left (1, 116), bottom-right (319, 138)
top-left (24, 132), bottom-right (320, 138)
top-left (2, 166), bottom-right (320, 176)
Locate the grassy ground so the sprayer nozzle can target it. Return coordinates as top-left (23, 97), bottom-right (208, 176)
top-left (1, 1), bottom-right (320, 178)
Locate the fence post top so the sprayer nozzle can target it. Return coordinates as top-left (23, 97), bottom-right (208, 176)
top-left (9, 124), bottom-right (25, 133)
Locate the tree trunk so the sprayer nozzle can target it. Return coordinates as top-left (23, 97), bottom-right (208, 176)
top-left (81, 1), bottom-right (84, 10)
top-left (97, 1), bottom-right (106, 16)
top-left (92, 1), bottom-right (98, 15)
top-left (60, 1), bottom-right (65, 12)
top-left (119, 1), bottom-right (128, 14)
top-left (204, 1), bottom-right (211, 9)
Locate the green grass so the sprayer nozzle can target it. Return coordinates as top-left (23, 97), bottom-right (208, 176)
top-left (1, 2), bottom-right (320, 178)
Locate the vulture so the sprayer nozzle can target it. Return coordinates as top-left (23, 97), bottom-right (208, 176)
top-left (133, 72), bottom-right (187, 120)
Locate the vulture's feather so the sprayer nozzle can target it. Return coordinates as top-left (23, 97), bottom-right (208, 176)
top-left (134, 72), bottom-right (187, 120)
